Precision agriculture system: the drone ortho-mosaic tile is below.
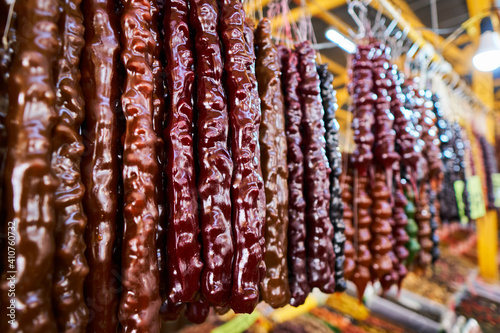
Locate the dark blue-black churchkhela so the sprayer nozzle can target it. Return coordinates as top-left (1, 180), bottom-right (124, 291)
top-left (432, 94), bottom-right (458, 224)
top-left (317, 64), bottom-right (346, 292)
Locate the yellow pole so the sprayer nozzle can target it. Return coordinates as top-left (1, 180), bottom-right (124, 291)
top-left (472, 68), bottom-right (499, 281)
top-left (476, 210), bottom-right (499, 281)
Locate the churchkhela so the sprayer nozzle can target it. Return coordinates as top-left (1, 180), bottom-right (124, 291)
top-left (0, 0), bottom-right (476, 330)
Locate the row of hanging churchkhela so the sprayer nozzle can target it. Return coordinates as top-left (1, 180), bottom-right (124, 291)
top-left (0, 0), bottom-right (344, 331)
top-left (0, 0), bottom-right (488, 331)
top-left (342, 35), bottom-right (500, 302)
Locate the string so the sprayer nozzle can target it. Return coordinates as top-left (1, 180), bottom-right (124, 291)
top-left (2, 0), bottom-right (15, 52)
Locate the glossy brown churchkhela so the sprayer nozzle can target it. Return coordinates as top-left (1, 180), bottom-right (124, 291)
top-left (0, 0), bottom-right (60, 331)
top-left (51, 0), bottom-right (89, 330)
top-left (163, 0), bottom-right (203, 311)
top-left (219, 0), bottom-right (265, 314)
top-left (255, 18), bottom-right (291, 308)
top-left (81, 0), bottom-right (121, 330)
top-left (297, 41), bottom-right (336, 294)
top-left (190, 0), bottom-right (234, 308)
top-left (341, 166), bottom-right (356, 281)
top-left (281, 48), bottom-right (310, 307)
top-left (119, 0), bottom-right (161, 331)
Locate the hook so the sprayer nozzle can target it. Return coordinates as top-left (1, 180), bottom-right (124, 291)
top-left (348, 0), bottom-right (368, 39)
top-left (383, 18), bottom-right (398, 41)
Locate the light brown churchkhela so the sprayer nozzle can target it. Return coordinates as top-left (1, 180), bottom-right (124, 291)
top-left (1, 0), bottom-right (60, 331)
top-left (51, 0), bottom-right (89, 331)
top-left (119, 0), bottom-right (161, 331)
top-left (255, 18), bottom-right (291, 308)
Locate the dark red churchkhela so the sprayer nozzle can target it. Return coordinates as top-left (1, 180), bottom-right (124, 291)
top-left (297, 41), bottom-right (336, 294)
top-left (0, 0), bottom-right (59, 331)
top-left (81, 0), bottom-right (122, 331)
top-left (163, 0), bottom-right (203, 310)
top-left (51, 0), bottom-right (89, 331)
top-left (243, 18), bottom-right (267, 285)
top-left (281, 47), bottom-right (310, 307)
top-left (150, 0), bottom-right (168, 302)
top-left (350, 45), bottom-right (375, 175)
top-left (219, 0), bottom-right (265, 313)
top-left (190, 0), bottom-right (234, 307)
top-left (255, 18), bottom-right (291, 308)
top-left (119, 0), bottom-right (161, 331)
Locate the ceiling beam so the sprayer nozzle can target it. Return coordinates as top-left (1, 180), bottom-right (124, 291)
top-left (244, 0), bottom-right (273, 17)
top-left (270, 0), bottom-right (346, 31)
top-left (374, 0), bottom-right (469, 75)
top-left (465, 0), bottom-right (492, 38)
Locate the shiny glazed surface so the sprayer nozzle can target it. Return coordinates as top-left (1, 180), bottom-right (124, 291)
top-left (51, 0), bottom-right (89, 330)
top-left (281, 47), bottom-right (310, 307)
top-left (80, 0), bottom-right (121, 330)
top-left (190, 0), bottom-right (234, 308)
top-left (0, 0), bottom-right (60, 331)
top-left (255, 18), bottom-right (290, 308)
top-left (219, 0), bottom-right (265, 313)
top-left (163, 0), bottom-right (203, 308)
top-left (118, 0), bottom-right (162, 331)
top-left (297, 41), bottom-right (335, 294)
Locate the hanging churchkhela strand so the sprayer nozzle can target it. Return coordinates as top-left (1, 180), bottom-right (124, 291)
top-left (0, 0), bottom-right (60, 331)
top-left (51, 0), bottom-right (89, 331)
top-left (190, 0), bottom-right (234, 311)
top-left (341, 163), bottom-right (356, 282)
top-left (349, 44), bottom-right (375, 299)
top-left (255, 18), bottom-right (291, 308)
top-left (415, 90), bottom-right (443, 270)
top-left (219, 0), bottom-right (265, 314)
top-left (81, 0), bottom-right (122, 330)
top-left (119, 0), bottom-right (161, 331)
top-left (150, 0), bottom-right (168, 303)
top-left (370, 42), bottom-right (397, 285)
top-left (161, 0), bottom-right (204, 319)
top-left (317, 64), bottom-right (347, 292)
top-left (390, 165), bottom-right (410, 290)
top-left (244, 17), bottom-right (267, 287)
top-left (297, 41), bottom-right (336, 294)
top-left (281, 47), bottom-right (310, 307)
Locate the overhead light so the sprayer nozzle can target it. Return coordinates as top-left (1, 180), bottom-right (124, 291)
top-left (325, 28), bottom-right (356, 54)
top-left (472, 16), bottom-right (500, 72)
